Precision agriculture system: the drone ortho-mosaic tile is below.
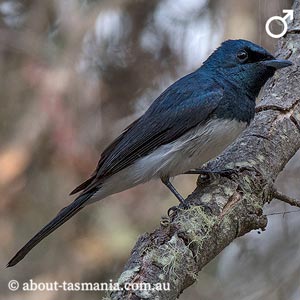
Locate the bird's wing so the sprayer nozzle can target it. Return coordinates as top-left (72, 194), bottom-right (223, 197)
top-left (8, 82), bottom-right (224, 267)
top-left (70, 118), bottom-right (141, 194)
top-left (71, 81), bottom-right (224, 195)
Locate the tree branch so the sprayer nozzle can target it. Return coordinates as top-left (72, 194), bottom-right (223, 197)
top-left (109, 2), bottom-right (300, 299)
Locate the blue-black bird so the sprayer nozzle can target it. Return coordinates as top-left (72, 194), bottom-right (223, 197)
top-left (7, 39), bottom-right (292, 267)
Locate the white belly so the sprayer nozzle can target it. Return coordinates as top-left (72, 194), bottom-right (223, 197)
top-left (89, 118), bottom-right (247, 203)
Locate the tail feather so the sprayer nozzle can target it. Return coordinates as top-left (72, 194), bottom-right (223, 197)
top-left (7, 191), bottom-right (95, 267)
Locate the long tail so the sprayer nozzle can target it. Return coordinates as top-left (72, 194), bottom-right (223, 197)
top-left (7, 191), bottom-right (95, 267)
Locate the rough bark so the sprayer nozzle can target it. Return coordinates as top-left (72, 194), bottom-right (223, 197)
top-left (109, 2), bottom-right (300, 299)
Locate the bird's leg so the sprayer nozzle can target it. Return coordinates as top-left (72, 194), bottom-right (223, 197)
top-left (185, 168), bottom-right (239, 178)
top-left (161, 176), bottom-right (187, 205)
top-left (161, 176), bottom-right (214, 217)
top-left (185, 165), bottom-right (261, 178)
top-left (161, 176), bottom-right (189, 215)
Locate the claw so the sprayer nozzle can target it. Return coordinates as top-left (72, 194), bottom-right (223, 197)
top-left (167, 202), bottom-right (190, 217)
top-left (167, 206), bottom-right (178, 216)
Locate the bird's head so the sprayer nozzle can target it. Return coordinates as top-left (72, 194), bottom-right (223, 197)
top-left (202, 39), bottom-right (292, 97)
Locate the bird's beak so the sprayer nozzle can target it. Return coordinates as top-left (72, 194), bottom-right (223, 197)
top-left (262, 59), bottom-right (293, 70)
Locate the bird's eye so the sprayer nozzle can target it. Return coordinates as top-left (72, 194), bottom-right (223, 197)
top-left (237, 50), bottom-right (248, 62)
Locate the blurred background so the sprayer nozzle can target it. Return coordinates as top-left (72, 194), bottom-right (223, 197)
top-left (1, 0), bottom-right (299, 299)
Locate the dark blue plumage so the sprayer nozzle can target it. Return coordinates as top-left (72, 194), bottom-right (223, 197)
top-left (71, 40), bottom-right (284, 184)
top-left (7, 39), bottom-right (292, 267)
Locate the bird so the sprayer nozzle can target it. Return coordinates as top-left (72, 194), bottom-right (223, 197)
top-left (7, 39), bottom-right (292, 267)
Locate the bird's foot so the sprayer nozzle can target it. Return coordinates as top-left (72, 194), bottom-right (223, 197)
top-left (167, 202), bottom-right (190, 217)
top-left (167, 201), bottom-right (214, 217)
